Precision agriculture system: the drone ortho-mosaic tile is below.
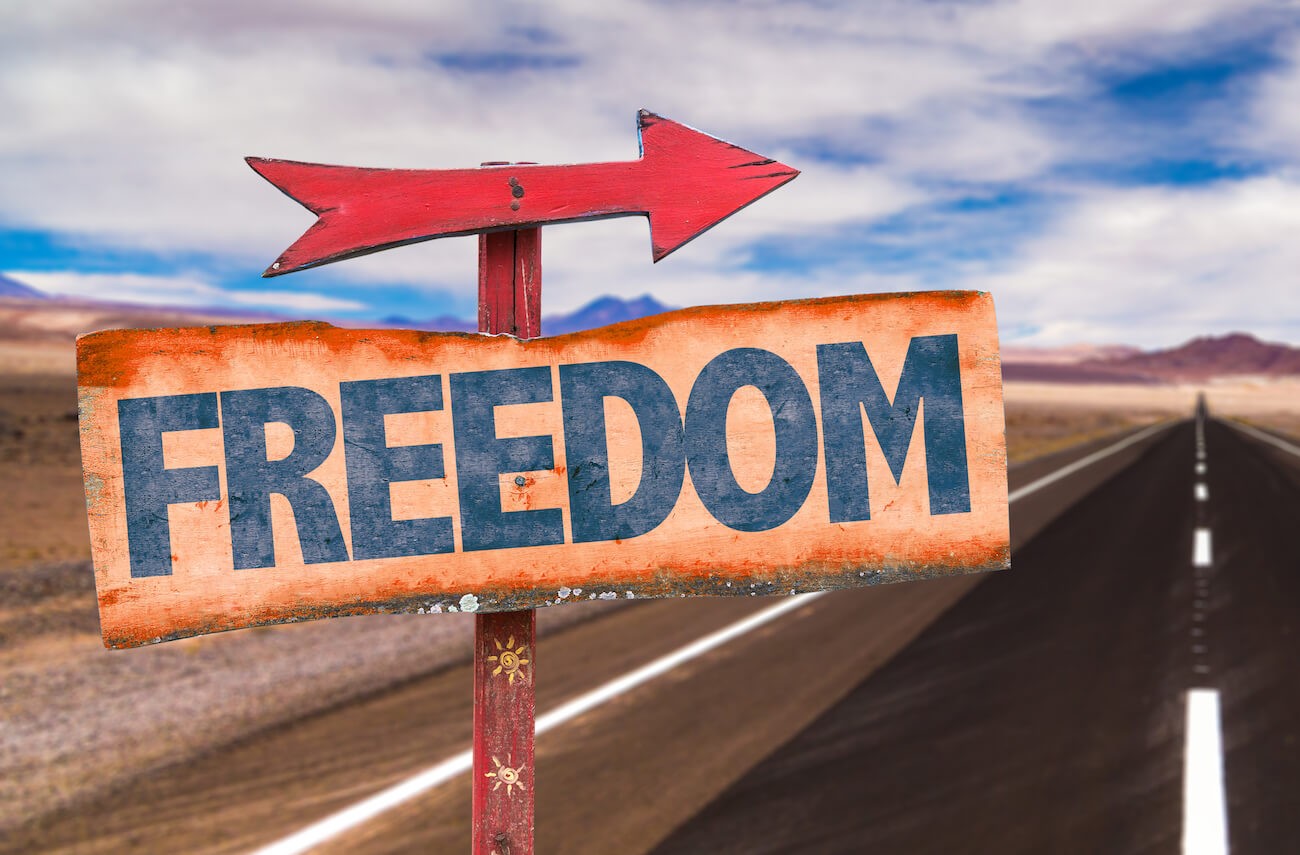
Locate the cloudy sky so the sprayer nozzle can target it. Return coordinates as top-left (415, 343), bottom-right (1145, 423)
top-left (2, 0), bottom-right (1298, 346)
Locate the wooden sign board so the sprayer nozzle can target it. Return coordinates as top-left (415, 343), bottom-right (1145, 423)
top-left (78, 291), bottom-right (1008, 648)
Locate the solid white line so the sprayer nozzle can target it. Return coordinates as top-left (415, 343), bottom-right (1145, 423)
top-left (252, 753), bottom-right (474, 855)
top-left (1194, 528), bottom-right (1213, 568)
top-left (1007, 420), bottom-right (1175, 503)
top-left (1195, 483), bottom-right (1209, 502)
top-left (1228, 419), bottom-right (1300, 458)
top-left (251, 592), bottom-right (827, 855)
top-left (253, 421), bottom-right (1180, 855)
top-left (1182, 689), bottom-right (1229, 855)
top-left (535, 591), bottom-right (825, 732)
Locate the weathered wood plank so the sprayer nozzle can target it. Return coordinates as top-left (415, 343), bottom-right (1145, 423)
top-left (77, 290), bottom-right (1008, 648)
top-left (246, 111), bottom-right (799, 275)
top-left (473, 226), bottom-right (540, 855)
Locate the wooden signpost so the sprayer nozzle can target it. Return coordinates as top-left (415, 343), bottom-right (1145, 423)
top-left (77, 111), bottom-right (1009, 854)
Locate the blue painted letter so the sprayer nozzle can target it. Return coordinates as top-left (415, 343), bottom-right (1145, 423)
top-left (119, 393), bottom-right (221, 578)
top-left (340, 375), bottom-right (453, 560)
top-left (221, 387), bottom-right (349, 570)
top-left (451, 367), bottom-right (564, 551)
top-left (559, 361), bottom-right (685, 543)
top-left (685, 348), bottom-right (818, 532)
top-left (816, 334), bottom-right (970, 520)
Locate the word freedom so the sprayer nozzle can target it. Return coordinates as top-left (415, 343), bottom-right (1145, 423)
top-left (119, 336), bottom-right (969, 578)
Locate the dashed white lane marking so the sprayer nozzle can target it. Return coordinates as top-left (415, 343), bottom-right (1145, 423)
top-left (252, 423), bottom-right (1180, 855)
top-left (1195, 483), bottom-right (1209, 501)
top-left (1194, 528), bottom-right (1213, 568)
top-left (1196, 463), bottom-right (1207, 475)
top-left (1182, 689), bottom-right (1230, 855)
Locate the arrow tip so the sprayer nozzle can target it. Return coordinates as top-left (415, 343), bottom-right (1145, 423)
top-left (637, 112), bottom-right (798, 262)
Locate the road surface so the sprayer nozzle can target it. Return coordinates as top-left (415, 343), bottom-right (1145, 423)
top-left (653, 416), bottom-right (1300, 854)
top-left (11, 418), bottom-right (1273, 854)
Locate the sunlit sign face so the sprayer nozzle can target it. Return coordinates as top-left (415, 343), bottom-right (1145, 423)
top-left (78, 291), bottom-right (1008, 647)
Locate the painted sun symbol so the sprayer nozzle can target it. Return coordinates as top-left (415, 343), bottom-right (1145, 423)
top-left (488, 635), bottom-right (531, 684)
top-left (486, 755), bottom-right (527, 797)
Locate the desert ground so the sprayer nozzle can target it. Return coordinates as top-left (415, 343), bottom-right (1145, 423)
top-left (2, 303), bottom-right (1297, 837)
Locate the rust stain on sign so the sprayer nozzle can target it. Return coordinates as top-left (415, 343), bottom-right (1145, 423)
top-left (78, 291), bottom-right (1009, 647)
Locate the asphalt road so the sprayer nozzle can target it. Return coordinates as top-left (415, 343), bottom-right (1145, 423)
top-left (652, 416), bottom-right (1300, 854)
top-left (4, 421), bottom-right (1193, 855)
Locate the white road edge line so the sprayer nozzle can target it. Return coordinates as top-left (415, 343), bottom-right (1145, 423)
top-left (1007, 420), bottom-right (1175, 503)
top-left (253, 420), bottom-right (1178, 855)
top-left (1183, 689), bottom-right (1229, 855)
top-left (252, 592), bottom-right (827, 855)
top-left (1194, 528), bottom-right (1213, 568)
top-left (1227, 419), bottom-right (1300, 458)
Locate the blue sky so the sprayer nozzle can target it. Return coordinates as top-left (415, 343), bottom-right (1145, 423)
top-left (2, 0), bottom-right (1299, 346)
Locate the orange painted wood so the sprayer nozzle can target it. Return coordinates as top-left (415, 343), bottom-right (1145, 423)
top-left (474, 227), bottom-right (540, 855)
top-left (246, 111), bottom-right (798, 275)
top-left (77, 291), bottom-right (1009, 648)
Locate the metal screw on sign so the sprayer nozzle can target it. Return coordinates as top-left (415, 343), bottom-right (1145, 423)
top-left (247, 110), bottom-right (798, 854)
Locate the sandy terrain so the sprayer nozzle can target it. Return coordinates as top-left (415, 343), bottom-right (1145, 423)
top-left (1005, 379), bottom-right (1300, 447)
top-left (2, 326), bottom-right (1297, 836)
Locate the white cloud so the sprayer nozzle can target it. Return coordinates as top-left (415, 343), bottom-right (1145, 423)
top-left (0, 0), bottom-right (1261, 259)
top-left (9, 271), bottom-right (365, 314)
top-left (0, 0), bottom-right (1294, 345)
top-left (1243, 33), bottom-right (1300, 159)
top-left (963, 175), bottom-right (1300, 345)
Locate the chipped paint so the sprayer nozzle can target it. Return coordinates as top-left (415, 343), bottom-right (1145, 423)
top-left (78, 291), bottom-right (1008, 647)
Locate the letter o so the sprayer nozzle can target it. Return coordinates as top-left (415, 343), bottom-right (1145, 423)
top-left (685, 348), bottom-right (818, 532)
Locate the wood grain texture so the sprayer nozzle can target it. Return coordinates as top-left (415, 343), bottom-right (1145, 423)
top-left (473, 226), bottom-right (540, 855)
top-left (247, 111), bottom-right (798, 275)
top-left (473, 608), bottom-right (536, 855)
top-left (77, 291), bottom-right (1008, 647)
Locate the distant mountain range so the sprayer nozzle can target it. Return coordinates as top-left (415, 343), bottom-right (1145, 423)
top-left (1091, 333), bottom-right (1300, 380)
top-left (1004, 332), bottom-right (1300, 383)
top-left (2, 273), bottom-right (1296, 382)
top-left (383, 294), bottom-right (675, 335)
top-left (0, 272), bottom-right (46, 299)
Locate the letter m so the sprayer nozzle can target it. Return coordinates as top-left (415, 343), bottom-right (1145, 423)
top-left (817, 335), bottom-right (970, 521)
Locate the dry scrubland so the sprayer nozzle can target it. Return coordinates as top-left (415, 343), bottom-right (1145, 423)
top-left (2, 327), bottom-right (1298, 835)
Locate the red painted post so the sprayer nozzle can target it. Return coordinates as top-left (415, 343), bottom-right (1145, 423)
top-left (473, 225), bottom-right (541, 855)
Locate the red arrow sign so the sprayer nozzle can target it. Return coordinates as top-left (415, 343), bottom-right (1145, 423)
top-left (248, 110), bottom-right (798, 276)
